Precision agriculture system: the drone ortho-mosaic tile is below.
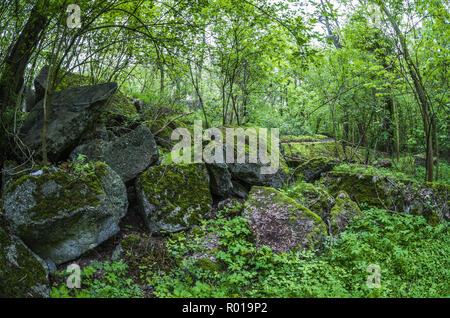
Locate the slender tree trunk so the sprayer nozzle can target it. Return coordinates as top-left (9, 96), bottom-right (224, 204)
top-left (381, 5), bottom-right (434, 182)
top-left (393, 100), bottom-right (400, 162)
top-left (432, 116), bottom-right (439, 181)
top-left (160, 65), bottom-right (164, 95)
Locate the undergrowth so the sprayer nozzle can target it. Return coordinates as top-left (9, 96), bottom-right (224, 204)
top-left (148, 208), bottom-right (449, 298)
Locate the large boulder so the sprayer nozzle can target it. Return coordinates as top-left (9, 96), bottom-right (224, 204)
top-left (282, 140), bottom-right (365, 167)
top-left (205, 162), bottom-right (233, 197)
top-left (0, 224), bottom-right (50, 297)
top-left (136, 163), bottom-right (212, 234)
top-left (162, 129), bottom-right (289, 196)
top-left (228, 161), bottom-right (287, 189)
top-left (243, 186), bottom-right (327, 253)
top-left (294, 156), bottom-right (337, 182)
top-left (324, 167), bottom-right (449, 224)
top-left (282, 181), bottom-right (335, 218)
top-left (19, 82), bottom-right (118, 161)
top-left (327, 191), bottom-right (363, 236)
top-left (2, 163), bottom-right (128, 265)
top-left (70, 125), bottom-right (159, 184)
top-left (34, 66), bottom-right (92, 103)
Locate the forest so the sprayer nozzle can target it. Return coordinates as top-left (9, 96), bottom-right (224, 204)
top-left (0, 0), bottom-right (448, 299)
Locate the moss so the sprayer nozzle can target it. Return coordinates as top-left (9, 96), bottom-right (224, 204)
top-left (325, 171), bottom-right (394, 208)
top-left (328, 191), bottom-right (363, 235)
top-left (55, 71), bottom-right (90, 92)
top-left (194, 258), bottom-right (223, 273)
top-left (106, 90), bottom-right (137, 117)
top-left (282, 141), bottom-right (338, 160)
top-left (121, 233), bottom-right (142, 253)
top-left (281, 134), bottom-right (329, 142)
top-left (138, 163), bottom-right (212, 229)
top-left (2, 162), bottom-right (108, 221)
top-left (246, 186), bottom-right (327, 235)
top-left (283, 181), bottom-right (334, 217)
top-left (146, 115), bottom-right (190, 143)
top-left (282, 140), bottom-right (365, 164)
top-left (300, 157), bottom-right (331, 171)
top-left (0, 226), bottom-right (49, 297)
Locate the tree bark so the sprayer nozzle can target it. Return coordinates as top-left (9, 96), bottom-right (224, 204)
top-left (381, 5), bottom-right (434, 182)
top-left (0, 1), bottom-right (49, 112)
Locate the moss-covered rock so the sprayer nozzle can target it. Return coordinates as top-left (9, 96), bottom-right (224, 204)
top-left (405, 182), bottom-right (449, 225)
top-left (1, 163), bottom-right (128, 264)
top-left (0, 224), bottom-right (50, 297)
top-left (294, 156), bottom-right (337, 182)
top-left (324, 167), bottom-right (449, 224)
top-left (328, 191), bottom-right (363, 236)
top-left (106, 90), bottom-right (137, 117)
top-left (135, 163), bottom-right (213, 234)
top-left (70, 125), bottom-right (159, 183)
top-left (161, 126), bottom-right (289, 194)
top-left (243, 186), bottom-right (327, 253)
top-left (19, 82), bottom-right (118, 161)
top-left (324, 170), bottom-right (396, 208)
top-left (283, 181), bottom-right (335, 218)
top-left (193, 258), bottom-right (223, 273)
top-left (282, 140), bottom-right (365, 167)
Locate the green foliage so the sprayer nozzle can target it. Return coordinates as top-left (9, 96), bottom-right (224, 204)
top-left (332, 163), bottom-right (414, 182)
top-left (69, 154), bottom-right (96, 177)
top-left (149, 207), bottom-right (449, 298)
top-left (415, 162), bottom-right (450, 186)
top-left (50, 260), bottom-right (143, 298)
top-left (333, 161), bottom-right (450, 185)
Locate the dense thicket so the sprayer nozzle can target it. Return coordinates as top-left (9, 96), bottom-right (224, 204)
top-left (0, 0), bottom-right (448, 180)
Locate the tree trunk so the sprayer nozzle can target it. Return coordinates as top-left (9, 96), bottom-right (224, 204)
top-left (0, 1), bottom-right (49, 190)
top-left (0, 1), bottom-right (48, 112)
top-left (381, 5), bottom-right (434, 182)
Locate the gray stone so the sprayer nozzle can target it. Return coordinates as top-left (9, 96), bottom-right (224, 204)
top-left (19, 82), bottom-right (118, 161)
top-left (135, 163), bottom-right (212, 234)
top-left (0, 225), bottom-right (50, 297)
top-left (70, 125), bottom-right (159, 183)
top-left (205, 162), bottom-right (233, 197)
top-left (243, 186), bottom-right (327, 253)
top-left (2, 164), bottom-right (128, 265)
top-left (230, 180), bottom-right (249, 199)
top-left (34, 66), bottom-right (50, 103)
top-left (228, 162), bottom-right (286, 188)
top-left (294, 157), bottom-right (337, 182)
